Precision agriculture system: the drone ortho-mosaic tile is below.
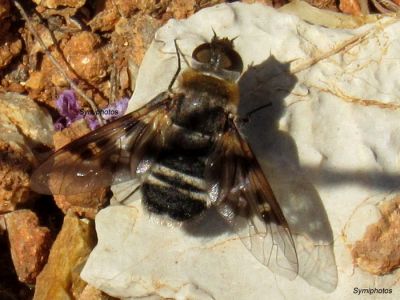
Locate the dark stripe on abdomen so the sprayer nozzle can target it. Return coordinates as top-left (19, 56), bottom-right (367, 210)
top-left (141, 149), bottom-right (210, 221)
top-left (141, 92), bottom-right (226, 221)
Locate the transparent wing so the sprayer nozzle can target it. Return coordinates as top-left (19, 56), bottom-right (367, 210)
top-left (206, 119), bottom-right (298, 279)
top-left (31, 92), bottom-right (172, 195)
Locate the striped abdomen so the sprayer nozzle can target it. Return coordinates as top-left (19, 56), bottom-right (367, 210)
top-left (141, 75), bottom-right (230, 221)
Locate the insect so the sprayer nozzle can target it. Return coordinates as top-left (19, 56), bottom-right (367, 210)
top-left (31, 34), bottom-right (299, 279)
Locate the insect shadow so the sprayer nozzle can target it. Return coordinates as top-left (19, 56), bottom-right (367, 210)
top-left (184, 55), bottom-right (338, 292)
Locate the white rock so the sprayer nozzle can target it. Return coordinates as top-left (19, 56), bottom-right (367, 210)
top-left (81, 3), bottom-right (400, 299)
top-left (0, 92), bottom-right (53, 148)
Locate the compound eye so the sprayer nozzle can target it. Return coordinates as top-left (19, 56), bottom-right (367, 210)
top-left (220, 53), bottom-right (232, 69)
top-left (225, 49), bottom-right (243, 73)
top-left (193, 44), bottom-right (212, 64)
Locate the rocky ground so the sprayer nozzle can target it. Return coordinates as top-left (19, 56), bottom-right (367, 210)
top-left (0, 0), bottom-right (398, 299)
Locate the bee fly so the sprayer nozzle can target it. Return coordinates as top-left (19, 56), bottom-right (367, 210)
top-left (31, 34), bottom-right (299, 279)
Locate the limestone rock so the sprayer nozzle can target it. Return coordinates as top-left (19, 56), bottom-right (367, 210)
top-left (82, 2), bottom-right (400, 299)
top-left (5, 210), bottom-right (51, 283)
top-left (78, 285), bottom-right (117, 300)
top-left (0, 93), bottom-right (53, 212)
top-left (34, 213), bottom-right (96, 300)
top-left (0, 93), bottom-right (53, 148)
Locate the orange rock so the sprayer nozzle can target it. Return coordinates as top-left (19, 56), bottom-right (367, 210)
top-left (165, 0), bottom-right (226, 19)
top-left (89, 0), bottom-right (120, 32)
top-left (115, 0), bottom-right (139, 17)
top-left (63, 32), bottom-right (110, 84)
top-left (0, 141), bottom-right (32, 213)
top-left (339, 0), bottom-right (362, 15)
top-left (33, 213), bottom-right (96, 300)
top-left (0, 33), bottom-right (22, 70)
top-left (167, 0), bottom-right (197, 19)
top-left (32, 0), bottom-right (85, 9)
top-left (351, 197), bottom-right (400, 275)
top-left (53, 119), bottom-right (90, 150)
top-left (25, 71), bottom-right (45, 91)
top-left (52, 120), bottom-right (108, 219)
top-left (6, 210), bottom-right (52, 283)
top-left (54, 190), bottom-right (108, 219)
top-left (0, 92), bottom-right (53, 213)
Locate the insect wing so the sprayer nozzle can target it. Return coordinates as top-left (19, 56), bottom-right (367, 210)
top-left (206, 119), bottom-right (298, 279)
top-left (31, 93), bottom-right (171, 195)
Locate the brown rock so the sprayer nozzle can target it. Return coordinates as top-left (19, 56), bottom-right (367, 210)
top-left (40, 51), bottom-right (72, 88)
top-left (0, 214), bottom-right (6, 233)
top-left (370, 0), bottom-right (399, 13)
top-left (115, 0), bottom-right (139, 17)
top-left (25, 71), bottom-right (45, 91)
top-left (166, 0), bottom-right (227, 19)
top-left (54, 191), bottom-right (108, 220)
top-left (51, 120), bottom-right (108, 219)
top-left (32, 0), bottom-right (86, 9)
top-left (0, 93), bottom-right (53, 212)
top-left (88, 0), bottom-right (142, 32)
top-left (351, 196), bottom-right (400, 275)
top-left (33, 213), bottom-right (96, 300)
top-left (5, 210), bottom-right (52, 283)
top-left (115, 14), bottom-right (161, 69)
top-left (89, 0), bottom-right (120, 32)
top-left (339, 0), bottom-right (362, 15)
top-left (0, 229), bottom-right (34, 299)
top-left (0, 33), bottom-right (22, 70)
top-left (0, 140), bottom-right (32, 212)
top-left (38, 31), bottom-right (110, 88)
top-left (166, 0), bottom-right (197, 19)
top-left (109, 13), bottom-right (160, 96)
top-left (0, 0), bottom-right (10, 21)
top-left (53, 119), bottom-right (90, 150)
top-left (63, 32), bottom-right (110, 84)
top-left (132, 0), bottom-right (169, 16)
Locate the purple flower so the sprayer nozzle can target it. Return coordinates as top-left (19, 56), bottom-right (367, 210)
top-left (103, 97), bottom-right (129, 121)
top-left (85, 114), bottom-right (99, 131)
top-left (84, 97), bottom-right (130, 130)
top-left (53, 89), bottom-right (130, 131)
top-left (54, 90), bottom-right (83, 131)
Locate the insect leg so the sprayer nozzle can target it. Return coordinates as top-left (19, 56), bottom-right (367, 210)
top-left (241, 102), bottom-right (273, 123)
top-left (168, 39), bottom-right (184, 92)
